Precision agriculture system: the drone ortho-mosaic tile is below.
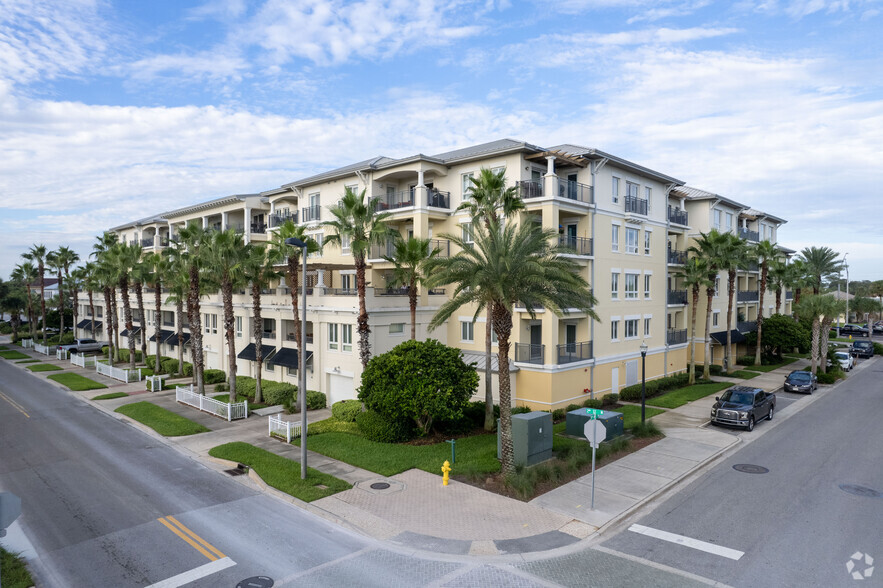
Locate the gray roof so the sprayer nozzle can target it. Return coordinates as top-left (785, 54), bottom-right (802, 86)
top-left (744, 207), bottom-right (787, 225)
top-left (674, 185), bottom-right (748, 211)
top-left (429, 138), bottom-right (543, 163)
top-left (548, 144), bottom-right (684, 184)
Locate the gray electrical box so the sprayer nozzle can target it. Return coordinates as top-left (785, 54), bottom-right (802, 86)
top-left (497, 411), bottom-right (553, 466)
top-left (565, 409), bottom-right (624, 441)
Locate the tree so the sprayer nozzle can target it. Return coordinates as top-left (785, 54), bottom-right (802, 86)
top-left (798, 246), bottom-right (842, 295)
top-left (0, 283), bottom-right (26, 341)
top-left (688, 230), bottom-right (729, 379)
top-left (164, 249), bottom-right (189, 378)
top-left (242, 243), bottom-right (282, 404)
top-left (427, 220), bottom-right (599, 476)
top-left (817, 296), bottom-right (845, 372)
top-left (785, 258), bottom-right (808, 312)
top-left (382, 237), bottom-right (440, 340)
top-left (794, 294), bottom-right (836, 375)
top-left (80, 262), bottom-right (99, 342)
top-left (92, 232), bottom-right (120, 361)
top-left (143, 252), bottom-right (170, 374)
top-left (767, 258), bottom-right (788, 314)
top-left (24, 244), bottom-right (48, 344)
top-left (324, 187), bottom-right (393, 368)
top-left (674, 257), bottom-right (713, 384)
top-left (109, 242), bottom-right (143, 370)
top-left (11, 262), bottom-right (38, 340)
top-left (359, 339), bottom-right (479, 436)
top-left (131, 256), bottom-right (149, 361)
top-left (753, 240), bottom-right (780, 365)
top-left (47, 251), bottom-right (65, 339)
top-left (176, 223), bottom-right (210, 394)
top-left (718, 233), bottom-right (749, 373)
top-left (754, 314), bottom-right (806, 359)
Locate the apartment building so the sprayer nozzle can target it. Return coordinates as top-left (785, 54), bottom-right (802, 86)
top-left (80, 139), bottom-right (788, 410)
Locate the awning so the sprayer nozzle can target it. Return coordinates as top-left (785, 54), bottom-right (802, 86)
top-left (237, 343), bottom-right (276, 361)
top-left (165, 332), bottom-right (191, 346)
top-left (269, 347), bottom-right (313, 369)
top-left (78, 320), bottom-right (102, 332)
top-left (710, 330), bottom-right (747, 345)
top-left (76, 319), bottom-right (90, 328)
top-left (120, 327), bottom-right (141, 337)
top-left (149, 329), bottom-right (173, 342)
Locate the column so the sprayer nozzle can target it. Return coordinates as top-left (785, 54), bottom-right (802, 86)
top-left (222, 211), bottom-right (229, 230)
top-left (244, 206), bottom-right (251, 244)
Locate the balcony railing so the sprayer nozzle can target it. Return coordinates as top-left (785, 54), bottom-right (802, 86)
top-left (786, 290), bottom-right (794, 300)
top-left (667, 290), bottom-right (688, 305)
top-left (426, 189), bottom-right (451, 209)
top-left (369, 239), bottom-right (397, 260)
top-left (667, 249), bottom-right (687, 264)
top-left (668, 206), bottom-right (689, 225)
top-left (375, 286), bottom-right (408, 296)
top-left (376, 190), bottom-right (415, 210)
top-left (737, 320), bottom-right (757, 332)
top-left (555, 178), bottom-right (594, 204)
top-left (625, 196), bottom-right (649, 215)
top-left (737, 290), bottom-right (759, 302)
top-left (430, 238), bottom-right (450, 258)
top-left (302, 205), bottom-right (321, 222)
top-left (739, 228), bottom-right (760, 242)
top-left (515, 343), bottom-right (544, 364)
top-left (251, 222), bottom-right (267, 234)
top-left (428, 288), bottom-right (446, 295)
top-left (286, 332), bottom-right (314, 344)
top-left (141, 237), bottom-right (154, 247)
top-left (269, 211), bottom-right (298, 227)
top-left (667, 329), bottom-right (688, 345)
top-left (517, 180), bottom-right (543, 199)
top-left (556, 341), bottom-right (592, 364)
top-left (558, 235), bottom-right (593, 256)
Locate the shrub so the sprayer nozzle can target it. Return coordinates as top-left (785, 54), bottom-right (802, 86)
top-left (583, 398), bottom-right (603, 409)
top-left (630, 420), bottom-right (662, 437)
top-left (307, 418), bottom-right (361, 436)
top-left (736, 355), bottom-right (755, 366)
top-left (183, 362), bottom-right (193, 377)
top-left (511, 406), bottom-right (532, 414)
top-left (161, 358), bottom-right (180, 374)
top-left (263, 382), bottom-right (297, 406)
top-left (620, 373), bottom-right (690, 401)
top-left (331, 400), bottom-right (363, 422)
top-left (565, 403), bottom-right (581, 413)
top-left (203, 369), bottom-right (226, 385)
top-left (306, 390), bottom-right (327, 410)
top-left (601, 393), bottom-right (619, 406)
top-left (816, 370), bottom-right (840, 384)
top-left (117, 349), bottom-right (143, 363)
top-left (355, 409), bottom-right (414, 443)
top-left (0, 323), bottom-right (12, 334)
top-left (552, 409), bottom-right (565, 422)
top-left (215, 382), bottom-right (228, 392)
top-left (874, 342), bottom-right (883, 355)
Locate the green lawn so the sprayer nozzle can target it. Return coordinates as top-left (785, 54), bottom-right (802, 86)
top-left (16, 359), bottom-right (40, 364)
top-left (647, 382), bottom-right (732, 409)
top-left (0, 345), bottom-right (7, 350)
top-left (729, 369), bottom-right (760, 379)
top-left (1, 546), bottom-right (34, 588)
top-left (300, 428), bottom-right (500, 477)
top-left (27, 363), bottom-right (64, 372)
top-left (209, 442), bottom-right (351, 502)
top-left (748, 358), bottom-right (798, 372)
top-left (92, 392), bottom-right (129, 400)
top-left (0, 350), bottom-right (29, 360)
top-left (48, 373), bottom-right (108, 391)
top-left (115, 402), bottom-right (210, 436)
top-left (617, 404), bottom-right (666, 429)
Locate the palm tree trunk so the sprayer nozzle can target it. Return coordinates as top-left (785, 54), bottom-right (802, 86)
top-left (221, 279), bottom-right (238, 402)
top-left (726, 270), bottom-right (736, 373)
top-left (176, 298), bottom-right (185, 378)
top-left (120, 276), bottom-right (136, 370)
top-left (26, 291), bottom-right (35, 340)
top-left (88, 290), bottom-right (95, 339)
top-left (39, 263), bottom-right (46, 344)
top-left (72, 285), bottom-right (79, 337)
top-left (810, 318), bottom-right (820, 374)
top-left (492, 303), bottom-right (515, 476)
top-left (110, 286), bottom-right (120, 361)
top-left (820, 319), bottom-right (832, 374)
top-left (755, 264), bottom-right (768, 365)
top-left (57, 270), bottom-right (65, 340)
top-left (286, 256), bottom-right (302, 400)
top-left (703, 289), bottom-right (714, 380)
top-left (484, 306), bottom-right (494, 431)
top-left (689, 287), bottom-right (699, 384)
top-left (409, 280), bottom-right (417, 340)
top-left (252, 283), bottom-right (264, 404)
top-left (135, 281), bottom-right (147, 360)
top-left (775, 288), bottom-right (782, 314)
top-left (355, 256), bottom-right (371, 368)
top-left (154, 284), bottom-right (162, 373)
top-left (188, 263), bottom-right (205, 395)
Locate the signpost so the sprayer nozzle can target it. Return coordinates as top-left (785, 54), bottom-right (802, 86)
top-left (584, 409), bottom-right (607, 509)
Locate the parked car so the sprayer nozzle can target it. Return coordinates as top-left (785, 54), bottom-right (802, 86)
top-left (834, 351), bottom-right (855, 371)
top-left (873, 323), bottom-right (883, 335)
top-left (710, 386), bottom-right (776, 431)
top-left (784, 370), bottom-right (817, 394)
top-left (58, 338), bottom-right (105, 354)
top-left (851, 340), bottom-right (875, 358)
top-left (839, 324), bottom-right (869, 336)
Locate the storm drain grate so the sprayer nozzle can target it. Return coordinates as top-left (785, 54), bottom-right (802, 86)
top-left (733, 464), bottom-right (769, 474)
top-left (237, 576), bottom-right (274, 588)
top-left (225, 464), bottom-right (249, 476)
top-left (839, 484), bottom-right (881, 498)
top-left (370, 482), bottom-right (391, 490)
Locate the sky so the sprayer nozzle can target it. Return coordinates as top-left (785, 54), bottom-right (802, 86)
top-left (1, 0), bottom-right (881, 281)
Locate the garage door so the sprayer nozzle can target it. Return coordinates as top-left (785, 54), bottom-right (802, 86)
top-left (329, 374), bottom-right (355, 405)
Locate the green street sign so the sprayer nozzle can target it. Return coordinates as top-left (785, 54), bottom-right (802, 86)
top-left (585, 408), bottom-right (604, 417)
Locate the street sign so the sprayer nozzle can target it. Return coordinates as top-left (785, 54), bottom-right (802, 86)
top-left (584, 419), bottom-right (607, 448)
top-left (0, 491), bottom-right (22, 530)
top-left (585, 408), bottom-right (604, 417)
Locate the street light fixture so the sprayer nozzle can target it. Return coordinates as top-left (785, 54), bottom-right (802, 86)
top-left (640, 341), bottom-right (648, 424)
top-left (285, 237), bottom-right (308, 480)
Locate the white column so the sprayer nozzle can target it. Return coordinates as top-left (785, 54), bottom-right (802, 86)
top-left (222, 212), bottom-right (229, 230)
top-left (417, 169), bottom-right (425, 187)
top-left (244, 207), bottom-right (251, 243)
top-left (680, 197), bottom-right (686, 211)
top-left (316, 270), bottom-right (327, 288)
top-left (202, 217), bottom-right (208, 229)
top-left (546, 155), bottom-right (556, 176)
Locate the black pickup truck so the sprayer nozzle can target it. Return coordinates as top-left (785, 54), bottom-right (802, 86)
top-left (710, 386), bottom-right (775, 432)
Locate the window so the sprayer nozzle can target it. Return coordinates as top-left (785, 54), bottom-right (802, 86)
top-left (612, 177), bottom-right (620, 203)
top-left (644, 318), bottom-right (651, 336)
top-left (625, 273), bottom-right (639, 299)
top-left (265, 360), bottom-right (273, 372)
top-left (713, 311), bottom-right (720, 327)
top-left (309, 193), bottom-right (320, 208)
top-left (725, 212), bottom-right (733, 232)
top-left (491, 166), bottom-right (505, 177)
top-left (626, 228), bottom-right (639, 253)
top-left (491, 327), bottom-right (498, 345)
top-left (627, 181), bottom-right (639, 198)
top-left (461, 223), bottom-right (474, 247)
top-left (610, 320), bottom-right (619, 340)
top-left (461, 320), bottom-right (474, 342)
top-left (625, 319), bottom-right (639, 339)
top-left (714, 209), bottom-right (722, 230)
top-left (204, 313), bottom-right (217, 335)
top-left (341, 233), bottom-right (351, 252)
top-left (309, 233), bottom-right (323, 258)
top-left (342, 324), bottom-right (352, 352)
top-left (644, 274), bottom-right (652, 298)
top-left (611, 272), bottom-right (620, 300)
top-left (341, 273), bottom-right (353, 290)
top-left (644, 231), bottom-right (651, 255)
top-left (328, 323), bottom-right (338, 350)
top-left (97, 307), bottom-right (103, 318)
top-left (236, 316), bottom-right (242, 338)
top-left (611, 224), bottom-right (619, 252)
top-left (714, 277), bottom-right (721, 297)
top-left (461, 172), bottom-right (474, 200)
top-left (389, 323), bottom-right (404, 335)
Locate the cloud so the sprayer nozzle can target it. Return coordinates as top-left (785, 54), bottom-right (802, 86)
top-left (742, 0), bottom-right (880, 18)
top-left (127, 51), bottom-right (250, 84)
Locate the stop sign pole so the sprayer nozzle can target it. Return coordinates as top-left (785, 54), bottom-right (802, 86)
top-left (584, 410), bottom-right (606, 509)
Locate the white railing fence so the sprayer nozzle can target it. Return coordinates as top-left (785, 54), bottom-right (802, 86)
top-left (70, 352), bottom-right (97, 368)
top-left (96, 361), bottom-right (142, 383)
top-left (21, 339), bottom-right (34, 348)
top-left (35, 343), bottom-right (57, 356)
top-left (176, 384), bottom-right (248, 421)
top-left (146, 375), bottom-right (168, 392)
top-left (268, 414), bottom-right (301, 442)
top-left (57, 348), bottom-right (69, 360)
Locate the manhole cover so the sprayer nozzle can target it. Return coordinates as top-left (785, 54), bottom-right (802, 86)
top-left (733, 464), bottom-right (769, 474)
top-left (839, 484), bottom-right (881, 498)
top-left (237, 577), bottom-right (274, 588)
top-left (370, 482), bottom-right (391, 490)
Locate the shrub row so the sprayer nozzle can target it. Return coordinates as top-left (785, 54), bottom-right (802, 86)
top-left (355, 409), bottom-right (414, 443)
top-left (620, 373), bottom-right (690, 401)
top-left (331, 399), bottom-right (363, 422)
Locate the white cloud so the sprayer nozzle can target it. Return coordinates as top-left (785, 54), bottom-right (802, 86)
top-left (127, 51), bottom-right (250, 84)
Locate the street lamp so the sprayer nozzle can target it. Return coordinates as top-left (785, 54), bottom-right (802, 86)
top-left (285, 237), bottom-right (308, 480)
top-left (640, 341), bottom-right (648, 424)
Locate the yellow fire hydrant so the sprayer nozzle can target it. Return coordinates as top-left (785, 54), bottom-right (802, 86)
top-left (442, 460), bottom-right (451, 486)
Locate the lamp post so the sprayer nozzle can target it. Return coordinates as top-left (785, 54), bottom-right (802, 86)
top-left (640, 341), bottom-right (648, 424)
top-left (285, 237), bottom-right (308, 480)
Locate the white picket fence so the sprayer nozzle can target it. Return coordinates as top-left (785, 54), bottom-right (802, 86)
top-left (96, 361), bottom-right (142, 383)
top-left (146, 374), bottom-right (169, 392)
top-left (70, 352), bottom-right (96, 368)
top-left (34, 343), bottom-right (56, 356)
top-left (56, 348), bottom-right (69, 360)
top-left (176, 384), bottom-right (248, 421)
top-left (21, 339), bottom-right (34, 349)
top-left (268, 414), bottom-right (301, 442)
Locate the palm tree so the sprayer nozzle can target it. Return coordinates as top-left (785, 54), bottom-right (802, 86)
top-left (143, 251), bottom-right (170, 374)
top-left (794, 294), bottom-right (838, 375)
top-left (688, 230), bottom-right (729, 379)
top-left (427, 221), bottom-right (599, 476)
top-left (767, 258), bottom-right (788, 314)
top-left (675, 257), bottom-right (713, 384)
top-left (753, 240), bottom-right (780, 365)
top-left (92, 232), bottom-right (120, 360)
top-left (24, 244), bottom-right (48, 344)
top-left (11, 263), bottom-right (38, 340)
top-left (456, 167), bottom-right (524, 431)
top-left (55, 246), bottom-right (79, 341)
top-left (242, 243), bottom-right (282, 404)
top-left (798, 246), bottom-right (842, 295)
top-left (323, 187), bottom-right (393, 368)
top-left (719, 233), bottom-right (749, 373)
top-left (1, 286), bottom-right (26, 342)
top-left (818, 297), bottom-right (846, 373)
top-left (382, 237), bottom-right (440, 340)
top-left (131, 257), bottom-right (150, 361)
top-left (164, 249), bottom-right (189, 379)
top-left (47, 251), bottom-right (65, 339)
top-left (110, 242), bottom-right (143, 370)
top-left (80, 262), bottom-right (99, 340)
top-left (786, 258), bottom-right (808, 311)
top-left (69, 266), bottom-right (86, 338)
top-left (177, 222), bottom-right (210, 394)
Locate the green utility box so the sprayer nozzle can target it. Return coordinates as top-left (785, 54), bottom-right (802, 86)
top-left (565, 409), bottom-right (624, 442)
top-left (497, 411), bottom-right (553, 466)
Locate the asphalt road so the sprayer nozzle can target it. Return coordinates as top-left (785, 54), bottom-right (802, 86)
top-left (602, 355), bottom-right (883, 587)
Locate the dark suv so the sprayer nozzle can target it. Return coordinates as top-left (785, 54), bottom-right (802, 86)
top-left (839, 324), bottom-right (869, 336)
top-left (852, 340), bottom-right (875, 358)
top-left (711, 386), bottom-right (775, 431)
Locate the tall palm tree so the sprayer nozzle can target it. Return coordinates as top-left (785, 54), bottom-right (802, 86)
top-left (798, 246), bottom-right (842, 295)
top-left (323, 187), bottom-right (393, 368)
top-left (753, 240), bottom-right (780, 365)
top-left (47, 251), bottom-right (65, 339)
top-left (54, 246), bottom-right (79, 341)
top-left (818, 297), bottom-right (846, 373)
top-left (382, 237), bottom-right (440, 340)
top-left (69, 266), bottom-right (86, 337)
top-left (794, 294), bottom-right (838, 375)
top-left (92, 232), bottom-right (120, 359)
top-left (24, 244), bottom-right (48, 344)
top-left (675, 257), bottom-right (713, 384)
top-left (177, 222), bottom-right (210, 394)
top-left (143, 251), bottom-right (170, 374)
top-left (242, 243), bottom-right (282, 404)
top-left (767, 258), bottom-right (788, 314)
top-left (427, 221), bottom-right (599, 476)
top-left (1, 286), bottom-right (26, 342)
top-left (81, 262), bottom-right (99, 340)
top-left (164, 249), bottom-right (189, 378)
top-left (131, 256), bottom-right (150, 361)
top-left (688, 230), bottom-right (729, 379)
top-left (719, 233), bottom-right (749, 373)
top-left (11, 262), bottom-right (38, 340)
top-left (456, 167), bottom-right (524, 431)
top-left (110, 242), bottom-right (143, 370)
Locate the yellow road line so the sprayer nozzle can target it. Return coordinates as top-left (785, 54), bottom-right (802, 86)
top-left (157, 517), bottom-right (217, 561)
top-left (0, 389), bottom-right (30, 418)
top-left (165, 515), bottom-right (226, 560)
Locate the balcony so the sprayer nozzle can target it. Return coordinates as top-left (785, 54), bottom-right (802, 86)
top-left (556, 341), bottom-right (593, 364)
top-left (786, 291), bottom-right (794, 300)
top-left (517, 180), bottom-right (543, 199)
top-left (325, 288), bottom-right (357, 296)
top-left (369, 239), bottom-right (397, 260)
top-left (141, 237), bottom-right (154, 247)
top-left (376, 190), bottom-right (415, 210)
top-left (558, 235), bottom-right (593, 256)
top-left (667, 249), bottom-right (687, 265)
top-left (430, 238), bottom-right (450, 257)
top-left (739, 228), bottom-right (759, 242)
top-left (270, 211), bottom-right (298, 227)
top-left (251, 222), bottom-right (267, 234)
top-left (555, 178), bottom-right (594, 204)
top-left (737, 290), bottom-right (759, 302)
top-left (285, 332), bottom-right (314, 344)
top-left (667, 290), bottom-right (688, 305)
top-left (302, 205), bottom-right (321, 223)
top-left (625, 196), bottom-right (648, 215)
top-left (426, 188), bottom-right (451, 209)
top-left (515, 343), bottom-right (544, 364)
top-left (667, 329), bottom-right (688, 345)
top-left (428, 288), bottom-right (446, 295)
top-left (737, 321), bottom-right (757, 332)
top-left (375, 286), bottom-right (408, 296)
top-left (668, 206), bottom-right (689, 225)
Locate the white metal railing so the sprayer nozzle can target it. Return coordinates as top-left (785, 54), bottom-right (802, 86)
top-left (268, 414), bottom-right (301, 442)
top-left (96, 361), bottom-right (142, 383)
top-left (35, 343), bottom-right (57, 356)
top-left (146, 374), bottom-right (169, 392)
top-left (70, 352), bottom-right (96, 368)
top-left (57, 348), bottom-right (69, 360)
top-left (176, 384), bottom-right (248, 421)
top-left (21, 338), bottom-right (34, 348)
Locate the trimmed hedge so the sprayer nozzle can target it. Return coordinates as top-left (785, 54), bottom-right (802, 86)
top-left (356, 409), bottom-right (414, 443)
top-left (306, 390), bottom-right (326, 410)
top-left (203, 369), bottom-right (226, 385)
top-left (160, 358), bottom-right (193, 376)
top-left (620, 373), bottom-right (690, 401)
top-left (583, 398), bottom-right (603, 409)
top-left (331, 400), bottom-right (363, 422)
top-left (736, 355), bottom-right (755, 366)
top-left (512, 406), bottom-right (532, 415)
top-left (601, 393), bottom-right (619, 406)
top-left (307, 418), bottom-right (361, 436)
